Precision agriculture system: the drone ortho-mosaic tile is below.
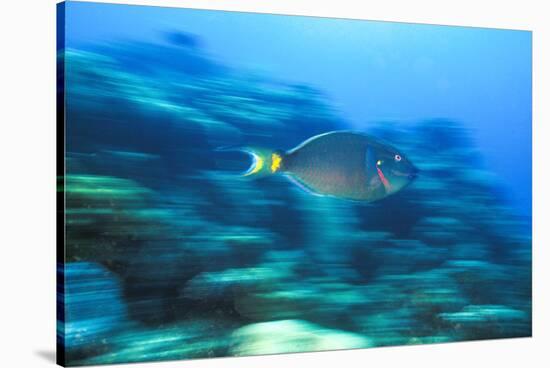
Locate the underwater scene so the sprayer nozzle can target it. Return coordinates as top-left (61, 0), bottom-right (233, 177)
top-left (57, 1), bottom-right (532, 366)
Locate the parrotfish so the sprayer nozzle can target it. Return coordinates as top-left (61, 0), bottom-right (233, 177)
top-left (236, 131), bottom-right (418, 202)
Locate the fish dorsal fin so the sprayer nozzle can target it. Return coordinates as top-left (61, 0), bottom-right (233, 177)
top-left (286, 131), bottom-right (346, 154)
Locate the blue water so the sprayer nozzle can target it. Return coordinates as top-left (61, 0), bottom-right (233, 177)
top-left (59, 1), bottom-right (532, 366)
top-left (65, 1), bottom-right (532, 216)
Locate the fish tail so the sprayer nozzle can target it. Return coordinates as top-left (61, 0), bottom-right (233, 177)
top-left (215, 145), bottom-right (285, 178)
top-left (238, 147), bottom-right (284, 178)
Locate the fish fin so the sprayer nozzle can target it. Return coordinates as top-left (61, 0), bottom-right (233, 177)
top-left (218, 146), bottom-right (284, 178)
top-left (283, 174), bottom-right (325, 197)
top-left (365, 146), bottom-right (389, 195)
top-left (284, 174), bottom-right (377, 203)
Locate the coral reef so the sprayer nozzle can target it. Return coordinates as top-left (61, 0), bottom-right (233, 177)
top-left (60, 38), bottom-right (531, 365)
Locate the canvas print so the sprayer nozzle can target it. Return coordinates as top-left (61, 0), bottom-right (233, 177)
top-left (56, 1), bottom-right (532, 366)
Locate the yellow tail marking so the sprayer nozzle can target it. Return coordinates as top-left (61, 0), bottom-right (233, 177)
top-left (271, 153), bottom-right (282, 173)
top-left (245, 154), bottom-right (264, 176)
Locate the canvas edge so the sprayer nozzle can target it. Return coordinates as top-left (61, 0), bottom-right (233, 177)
top-left (56, 1), bottom-right (67, 367)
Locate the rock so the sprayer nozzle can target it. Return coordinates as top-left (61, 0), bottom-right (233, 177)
top-left (439, 305), bottom-right (527, 324)
top-left (438, 305), bottom-right (530, 339)
top-left (62, 262), bottom-right (129, 360)
top-left (353, 238), bottom-right (447, 279)
top-left (443, 260), bottom-right (509, 305)
top-left (411, 217), bottom-right (468, 247)
top-left (82, 318), bottom-right (238, 365)
top-left (450, 242), bottom-right (490, 261)
top-left (230, 320), bottom-right (372, 356)
top-left (234, 283), bottom-right (322, 321)
top-left (183, 265), bottom-right (293, 302)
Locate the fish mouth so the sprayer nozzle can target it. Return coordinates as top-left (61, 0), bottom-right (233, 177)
top-left (408, 166), bottom-right (420, 180)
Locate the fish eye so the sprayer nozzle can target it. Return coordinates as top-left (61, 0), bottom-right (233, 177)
top-left (394, 154), bottom-right (402, 162)
top-left (376, 160), bottom-right (383, 166)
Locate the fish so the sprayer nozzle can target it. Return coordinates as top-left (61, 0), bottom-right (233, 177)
top-left (233, 131), bottom-right (418, 202)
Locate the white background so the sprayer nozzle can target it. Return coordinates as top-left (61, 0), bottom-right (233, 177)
top-left (0, 0), bottom-right (548, 367)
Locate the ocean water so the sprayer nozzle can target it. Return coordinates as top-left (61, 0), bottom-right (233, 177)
top-left (58, 2), bottom-right (532, 366)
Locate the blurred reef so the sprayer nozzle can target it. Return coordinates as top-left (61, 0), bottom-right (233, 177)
top-left (60, 34), bottom-right (531, 365)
